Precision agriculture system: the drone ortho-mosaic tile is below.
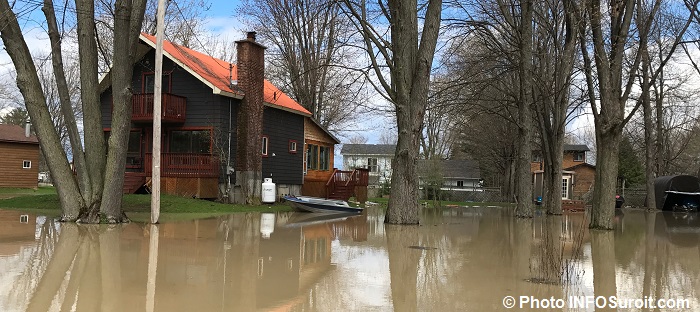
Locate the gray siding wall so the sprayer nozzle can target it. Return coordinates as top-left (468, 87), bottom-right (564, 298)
top-left (100, 46), bottom-right (304, 187)
top-left (262, 107), bottom-right (304, 185)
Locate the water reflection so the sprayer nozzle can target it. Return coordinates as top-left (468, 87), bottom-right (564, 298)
top-left (1, 208), bottom-right (700, 311)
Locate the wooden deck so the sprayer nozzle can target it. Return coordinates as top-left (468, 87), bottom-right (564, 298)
top-left (123, 153), bottom-right (219, 198)
top-left (131, 93), bottom-right (187, 123)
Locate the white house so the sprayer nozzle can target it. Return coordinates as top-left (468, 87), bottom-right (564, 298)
top-left (418, 159), bottom-right (482, 191)
top-left (341, 144), bottom-right (395, 185)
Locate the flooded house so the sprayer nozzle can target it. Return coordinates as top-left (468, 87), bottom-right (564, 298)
top-left (531, 144), bottom-right (596, 207)
top-left (99, 32), bottom-right (353, 201)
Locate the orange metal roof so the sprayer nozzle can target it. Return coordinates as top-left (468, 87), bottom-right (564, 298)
top-left (140, 34), bottom-right (311, 116)
top-left (0, 124), bottom-right (38, 144)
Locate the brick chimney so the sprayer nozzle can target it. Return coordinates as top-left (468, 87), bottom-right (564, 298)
top-left (234, 31), bottom-right (266, 203)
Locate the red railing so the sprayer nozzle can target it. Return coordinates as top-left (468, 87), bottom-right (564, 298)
top-left (325, 168), bottom-right (369, 199)
top-left (144, 153), bottom-right (218, 177)
top-left (132, 93), bottom-right (187, 123)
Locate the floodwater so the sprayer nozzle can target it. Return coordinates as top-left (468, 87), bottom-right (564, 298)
top-left (0, 207), bottom-right (699, 312)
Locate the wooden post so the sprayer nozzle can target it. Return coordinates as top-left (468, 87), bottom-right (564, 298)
top-left (151, 0), bottom-right (166, 224)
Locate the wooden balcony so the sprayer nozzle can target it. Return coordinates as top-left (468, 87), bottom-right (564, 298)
top-left (143, 153), bottom-right (219, 178)
top-left (132, 93), bottom-right (186, 123)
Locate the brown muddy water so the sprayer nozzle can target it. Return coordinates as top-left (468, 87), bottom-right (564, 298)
top-left (0, 206), bottom-right (699, 311)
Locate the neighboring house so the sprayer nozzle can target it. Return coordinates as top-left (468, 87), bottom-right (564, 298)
top-left (531, 144), bottom-right (595, 201)
top-left (417, 159), bottom-right (482, 192)
top-left (341, 144), bottom-right (395, 185)
top-left (99, 32), bottom-right (337, 201)
top-left (0, 124), bottom-right (39, 189)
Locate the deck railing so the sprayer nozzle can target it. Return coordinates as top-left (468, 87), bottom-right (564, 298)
top-left (325, 168), bottom-right (370, 199)
top-left (132, 93), bottom-right (187, 123)
top-left (144, 153), bottom-right (218, 177)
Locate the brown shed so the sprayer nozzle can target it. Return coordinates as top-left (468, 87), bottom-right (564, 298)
top-left (0, 124), bottom-right (39, 189)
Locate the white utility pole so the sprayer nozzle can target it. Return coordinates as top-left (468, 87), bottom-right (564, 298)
top-left (151, 0), bottom-right (166, 224)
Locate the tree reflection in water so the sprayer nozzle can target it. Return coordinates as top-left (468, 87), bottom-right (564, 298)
top-left (1, 207), bottom-right (700, 311)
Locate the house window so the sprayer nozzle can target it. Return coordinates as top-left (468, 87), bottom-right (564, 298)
top-left (143, 73), bottom-right (171, 93)
top-left (289, 140), bottom-right (297, 154)
top-left (319, 146), bottom-right (330, 170)
top-left (22, 160), bottom-right (31, 169)
top-left (169, 130), bottom-right (211, 153)
top-left (573, 152), bottom-right (584, 162)
top-left (367, 158), bottom-right (378, 172)
top-left (532, 154), bottom-right (542, 162)
top-left (127, 130), bottom-right (142, 168)
top-left (261, 136), bottom-right (269, 156)
top-left (307, 144), bottom-right (318, 170)
top-left (305, 143), bottom-right (330, 171)
top-left (457, 180), bottom-right (464, 187)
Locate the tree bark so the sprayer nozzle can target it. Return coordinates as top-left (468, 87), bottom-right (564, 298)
top-left (641, 52), bottom-right (657, 210)
top-left (514, 0), bottom-right (534, 218)
top-left (43, 0), bottom-right (94, 211)
top-left (76, 0), bottom-right (108, 216)
top-left (591, 131), bottom-right (622, 229)
top-left (101, 0), bottom-right (147, 222)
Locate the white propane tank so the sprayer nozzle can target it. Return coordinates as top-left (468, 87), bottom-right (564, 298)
top-left (260, 213), bottom-right (275, 239)
top-left (262, 178), bottom-right (276, 203)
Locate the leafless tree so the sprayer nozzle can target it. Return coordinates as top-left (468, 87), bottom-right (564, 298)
top-left (635, 0), bottom-right (696, 210)
top-left (239, 0), bottom-right (366, 133)
top-left (338, 0), bottom-right (443, 224)
top-left (578, 0), bottom-right (650, 229)
top-left (0, 0), bottom-right (146, 222)
top-left (531, 0), bottom-right (580, 215)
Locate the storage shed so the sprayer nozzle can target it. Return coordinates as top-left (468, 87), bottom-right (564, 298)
top-left (654, 175), bottom-right (700, 211)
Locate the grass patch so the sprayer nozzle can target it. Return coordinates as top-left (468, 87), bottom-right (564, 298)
top-left (0, 186), bottom-right (57, 198)
top-left (0, 193), bottom-right (293, 215)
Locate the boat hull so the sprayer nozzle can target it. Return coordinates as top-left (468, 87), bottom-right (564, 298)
top-left (284, 196), bottom-right (363, 214)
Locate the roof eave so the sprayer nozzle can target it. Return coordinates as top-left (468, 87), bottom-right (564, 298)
top-left (263, 102), bottom-right (311, 117)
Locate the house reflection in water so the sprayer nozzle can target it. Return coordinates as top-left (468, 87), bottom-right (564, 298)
top-left (0, 211), bottom-right (368, 312)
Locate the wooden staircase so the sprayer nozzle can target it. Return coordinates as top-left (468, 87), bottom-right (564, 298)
top-left (325, 169), bottom-right (369, 201)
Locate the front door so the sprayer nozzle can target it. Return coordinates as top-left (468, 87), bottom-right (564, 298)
top-left (562, 176), bottom-right (571, 200)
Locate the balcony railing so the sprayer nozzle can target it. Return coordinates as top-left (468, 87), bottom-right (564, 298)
top-left (132, 93), bottom-right (187, 123)
top-left (143, 153), bottom-right (218, 177)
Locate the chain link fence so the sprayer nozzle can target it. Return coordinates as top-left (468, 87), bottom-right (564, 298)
top-left (616, 187), bottom-right (647, 208)
top-left (420, 187), bottom-right (511, 203)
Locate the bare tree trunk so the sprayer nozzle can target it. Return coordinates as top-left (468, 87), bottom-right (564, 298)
top-left (591, 132), bottom-right (622, 229)
top-left (0, 0), bottom-right (85, 221)
top-left (76, 0), bottom-right (108, 214)
top-left (580, 0), bottom-right (642, 230)
top-left (514, 0), bottom-right (534, 218)
top-left (101, 0), bottom-right (147, 222)
top-left (544, 140), bottom-right (564, 214)
top-left (340, 0), bottom-right (441, 224)
top-left (43, 1), bottom-right (94, 210)
top-left (641, 53), bottom-right (657, 210)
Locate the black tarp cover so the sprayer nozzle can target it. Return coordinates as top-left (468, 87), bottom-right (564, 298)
top-left (654, 175), bottom-right (700, 211)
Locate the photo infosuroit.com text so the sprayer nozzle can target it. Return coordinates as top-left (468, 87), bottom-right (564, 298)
top-left (502, 295), bottom-right (691, 310)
